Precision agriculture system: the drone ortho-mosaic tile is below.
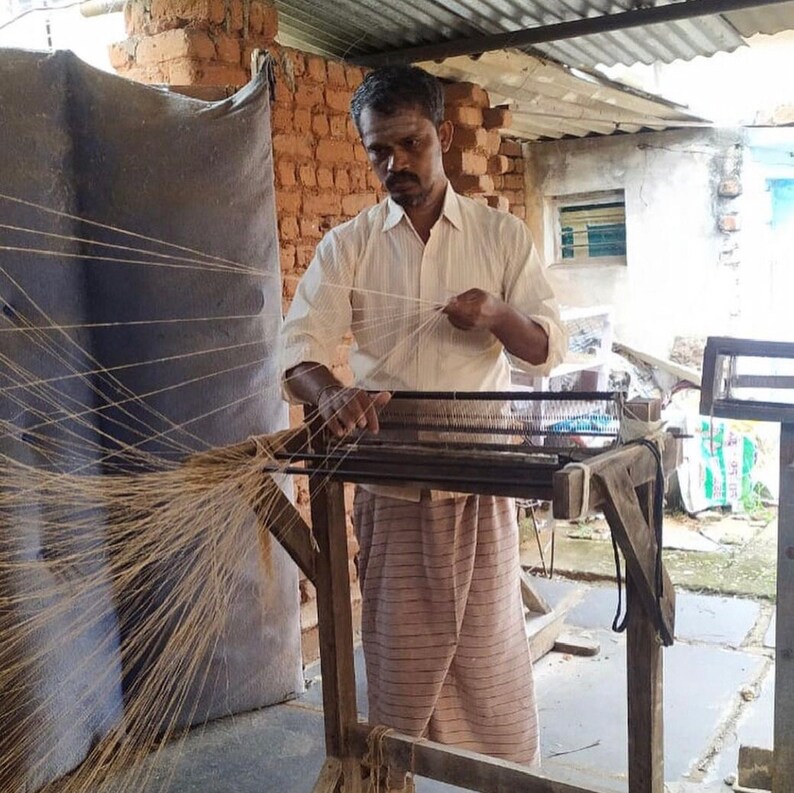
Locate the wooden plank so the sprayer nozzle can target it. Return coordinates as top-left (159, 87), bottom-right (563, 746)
top-left (348, 724), bottom-right (616, 793)
top-left (250, 482), bottom-right (317, 582)
top-left (521, 569), bottom-right (552, 614)
top-left (310, 473), bottom-right (358, 759)
top-left (552, 433), bottom-right (681, 520)
top-left (595, 464), bottom-right (675, 645)
top-left (625, 470), bottom-right (665, 793)
top-left (553, 633), bottom-right (600, 657)
top-left (310, 757), bottom-right (343, 793)
top-left (774, 422), bottom-right (794, 793)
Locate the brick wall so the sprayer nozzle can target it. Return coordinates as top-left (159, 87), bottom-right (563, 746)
top-left (110, 1), bottom-right (529, 662)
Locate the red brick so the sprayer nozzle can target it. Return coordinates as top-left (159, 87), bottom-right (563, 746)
top-left (482, 106), bottom-right (512, 130)
top-left (280, 244), bottom-right (296, 271)
top-left (355, 144), bottom-right (370, 163)
top-left (346, 65), bottom-right (364, 89)
top-left (293, 107), bottom-right (312, 134)
top-left (227, 0), bottom-right (243, 31)
top-left (500, 189), bottom-right (522, 204)
top-left (342, 193), bottom-right (378, 215)
top-left (510, 204), bottom-right (526, 220)
top-left (300, 217), bottom-right (323, 239)
top-left (149, 0), bottom-right (225, 27)
top-left (272, 133), bottom-right (313, 160)
top-left (109, 40), bottom-right (135, 70)
top-left (275, 159), bottom-right (296, 188)
top-left (486, 194), bottom-right (510, 212)
top-left (168, 58), bottom-right (246, 87)
top-left (487, 155), bottom-right (509, 175)
top-left (240, 35), bottom-right (272, 69)
top-left (298, 163), bottom-right (317, 187)
top-left (367, 170), bottom-right (381, 190)
top-left (248, 0), bottom-right (266, 34)
top-left (491, 174), bottom-right (504, 190)
top-left (279, 215), bottom-right (299, 241)
top-left (213, 31), bottom-right (240, 63)
top-left (260, 2), bottom-right (278, 40)
top-left (124, 2), bottom-right (147, 35)
top-left (347, 118), bottom-right (359, 142)
top-left (452, 125), bottom-right (487, 150)
top-left (276, 190), bottom-right (302, 215)
top-left (444, 81), bottom-right (489, 108)
top-left (334, 167), bottom-right (350, 192)
top-left (316, 139), bottom-right (354, 163)
top-left (503, 173), bottom-right (524, 190)
top-left (499, 139), bottom-right (522, 157)
top-left (296, 244), bottom-right (317, 268)
top-left (316, 166), bottom-right (334, 190)
top-left (450, 174), bottom-right (494, 194)
top-left (271, 104), bottom-right (292, 133)
top-left (444, 149), bottom-right (487, 176)
top-left (285, 49), bottom-right (305, 77)
top-left (304, 193), bottom-right (342, 215)
top-left (295, 83), bottom-right (324, 108)
top-left (329, 114), bottom-right (348, 139)
top-left (304, 54), bottom-right (326, 83)
top-left (118, 64), bottom-right (168, 84)
top-left (312, 112), bottom-right (330, 137)
top-left (445, 105), bottom-right (483, 128)
top-left (719, 213), bottom-right (741, 232)
top-left (485, 129), bottom-right (502, 156)
top-left (327, 59), bottom-right (347, 86)
top-left (136, 28), bottom-right (215, 65)
top-left (326, 87), bottom-right (351, 113)
top-left (349, 164), bottom-right (368, 191)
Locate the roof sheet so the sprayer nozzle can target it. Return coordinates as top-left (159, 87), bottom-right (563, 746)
top-left (274, 0), bottom-right (794, 69)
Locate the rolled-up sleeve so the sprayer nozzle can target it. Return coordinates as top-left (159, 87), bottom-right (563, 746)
top-left (501, 219), bottom-right (567, 377)
top-left (279, 231), bottom-right (354, 402)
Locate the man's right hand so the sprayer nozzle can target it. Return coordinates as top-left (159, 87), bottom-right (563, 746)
top-left (317, 386), bottom-right (391, 437)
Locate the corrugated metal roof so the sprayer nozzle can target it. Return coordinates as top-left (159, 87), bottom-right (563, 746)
top-left (274, 0), bottom-right (794, 69)
top-left (418, 49), bottom-right (705, 141)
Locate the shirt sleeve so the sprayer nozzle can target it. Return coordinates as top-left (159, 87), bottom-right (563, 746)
top-left (501, 218), bottom-right (567, 377)
top-left (279, 230), bottom-right (354, 402)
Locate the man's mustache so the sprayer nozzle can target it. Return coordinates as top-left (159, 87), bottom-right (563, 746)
top-left (385, 172), bottom-right (420, 188)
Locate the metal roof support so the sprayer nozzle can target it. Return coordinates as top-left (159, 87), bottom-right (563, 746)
top-left (351, 0), bottom-right (784, 67)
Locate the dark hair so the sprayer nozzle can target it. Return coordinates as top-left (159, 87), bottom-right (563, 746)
top-left (350, 65), bottom-right (445, 129)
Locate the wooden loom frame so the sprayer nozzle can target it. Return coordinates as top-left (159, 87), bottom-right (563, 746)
top-left (261, 400), bottom-right (680, 793)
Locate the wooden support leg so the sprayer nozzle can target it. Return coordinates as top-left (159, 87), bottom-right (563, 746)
top-left (309, 475), bottom-right (359, 767)
top-left (774, 422), bottom-right (794, 793)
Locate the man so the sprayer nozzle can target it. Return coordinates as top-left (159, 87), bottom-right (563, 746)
top-left (280, 65), bottom-right (566, 767)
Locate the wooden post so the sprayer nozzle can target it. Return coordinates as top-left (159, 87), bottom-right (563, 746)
top-left (308, 438), bottom-right (359, 762)
top-left (774, 422), bottom-right (794, 793)
top-left (626, 399), bottom-right (664, 793)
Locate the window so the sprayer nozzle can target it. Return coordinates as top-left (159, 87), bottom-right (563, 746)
top-left (553, 191), bottom-right (627, 265)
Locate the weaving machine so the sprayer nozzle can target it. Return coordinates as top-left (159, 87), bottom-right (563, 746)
top-left (246, 390), bottom-right (682, 793)
top-left (701, 337), bottom-right (794, 793)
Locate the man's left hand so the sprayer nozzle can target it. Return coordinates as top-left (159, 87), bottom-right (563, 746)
top-left (442, 288), bottom-right (505, 332)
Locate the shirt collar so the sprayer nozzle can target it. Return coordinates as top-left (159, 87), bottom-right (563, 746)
top-left (382, 181), bottom-right (463, 233)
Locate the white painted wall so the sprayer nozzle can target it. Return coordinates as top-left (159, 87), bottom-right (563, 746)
top-left (524, 127), bottom-right (793, 356)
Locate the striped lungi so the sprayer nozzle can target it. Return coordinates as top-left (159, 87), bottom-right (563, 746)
top-left (353, 487), bottom-right (539, 765)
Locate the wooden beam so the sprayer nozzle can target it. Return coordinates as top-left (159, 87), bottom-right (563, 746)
top-left (310, 474), bottom-right (359, 759)
top-left (351, 0), bottom-right (779, 67)
top-left (774, 422), bottom-right (794, 793)
top-left (348, 724), bottom-right (617, 793)
top-left (310, 757), bottom-right (343, 793)
top-left (552, 434), bottom-right (681, 520)
top-left (626, 453), bottom-right (665, 793)
top-left (250, 481), bottom-right (317, 582)
top-left (595, 464), bottom-right (675, 646)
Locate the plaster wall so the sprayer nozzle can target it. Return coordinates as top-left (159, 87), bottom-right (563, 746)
top-left (525, 128), bottom-right (746, 356)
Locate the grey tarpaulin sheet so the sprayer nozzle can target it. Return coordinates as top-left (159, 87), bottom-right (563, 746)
top-left (0, 49), bottom-right (302, 789)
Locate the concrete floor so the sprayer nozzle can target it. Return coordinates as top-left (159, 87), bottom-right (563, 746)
top-left (98, 574), bottom-right (775, 793)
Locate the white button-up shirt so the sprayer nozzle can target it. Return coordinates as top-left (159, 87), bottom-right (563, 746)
top-left (281, 184), bottom-right (566, 394)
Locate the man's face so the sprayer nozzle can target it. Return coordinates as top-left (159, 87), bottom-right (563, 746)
top-left (358, 105), bottom-right (452, 208)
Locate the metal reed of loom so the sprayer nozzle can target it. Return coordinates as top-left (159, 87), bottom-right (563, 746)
top-left (273, 390), bottom-right (624, 498)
